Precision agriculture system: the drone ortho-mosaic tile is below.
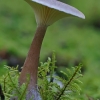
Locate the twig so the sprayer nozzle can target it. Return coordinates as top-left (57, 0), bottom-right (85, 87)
top-left (56, 66), bottom-right (81, 100)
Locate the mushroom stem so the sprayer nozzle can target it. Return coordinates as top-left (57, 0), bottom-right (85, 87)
top-left (19, 25), bottom-right (47, 89)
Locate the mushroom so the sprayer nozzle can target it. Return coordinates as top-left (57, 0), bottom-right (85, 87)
top-left (19, 0), bottom-right (85, 99)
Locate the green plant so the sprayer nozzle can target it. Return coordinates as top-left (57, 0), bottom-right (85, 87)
top-left (0, 53), bottom-right (82, 100)
top-left (0, 66), bottom-right (30, 100)
top-left (38, 53), bottom-right (82, 100)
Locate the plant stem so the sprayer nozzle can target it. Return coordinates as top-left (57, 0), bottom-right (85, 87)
top-left (8, 73), bottom-right (21, 95)
top-left (19, 25), bottom-right (47, 89)
top-left (56, 66), bottom-right (80, 100)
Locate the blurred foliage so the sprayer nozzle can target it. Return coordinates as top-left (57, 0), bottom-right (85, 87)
top-left (0, 60), bottom-right (7, 76)
top-left (0, 0), bottom-right (100, 99)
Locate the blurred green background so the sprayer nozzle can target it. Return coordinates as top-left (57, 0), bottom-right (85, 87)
top-left (0, 0), bottom-right (100, 99)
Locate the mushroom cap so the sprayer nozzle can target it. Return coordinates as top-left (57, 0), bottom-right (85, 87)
top-left (25, 0), bottom-right (85, 26)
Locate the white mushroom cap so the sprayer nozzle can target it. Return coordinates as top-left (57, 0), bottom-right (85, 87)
top-left (25, 0), bottom-right (85, 26)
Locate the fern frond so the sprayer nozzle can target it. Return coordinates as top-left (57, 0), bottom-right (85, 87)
top-left (55, 64), bottom-right (82, 100)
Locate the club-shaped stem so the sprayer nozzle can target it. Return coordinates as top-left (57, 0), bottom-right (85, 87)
top-left (19, 25), bottom-right (47, 89)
